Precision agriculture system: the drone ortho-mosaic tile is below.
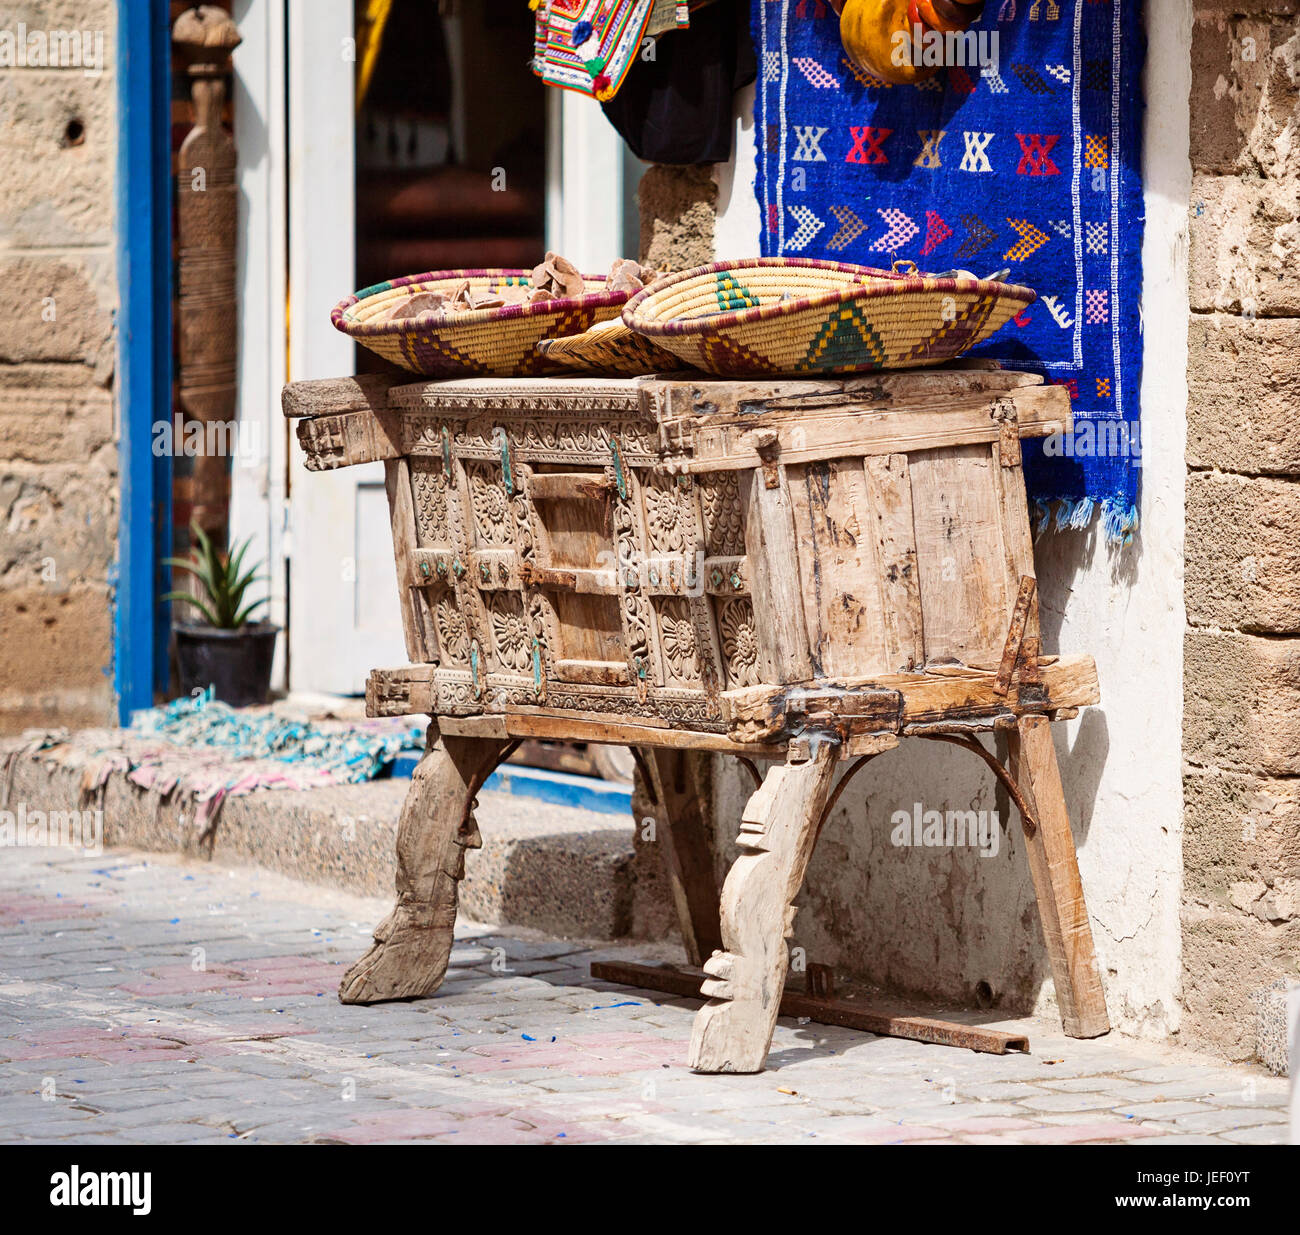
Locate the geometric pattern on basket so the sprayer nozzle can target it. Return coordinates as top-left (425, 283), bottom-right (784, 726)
top-left (401, 331), bottom-right (487, 378)
top-left (800, 303), bottom-right (887, 372)
top-left (715, 273), bottom-right (762, 312)
top-left (699, 333), bottom-right (777, 377)
top-left (332, 269), bottom-right (629, 378)
top-left (904, 293), bottom-right (998, 363)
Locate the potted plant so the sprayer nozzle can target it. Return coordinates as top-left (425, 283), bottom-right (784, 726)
top-left (164, 523), bottom-right (279, 707)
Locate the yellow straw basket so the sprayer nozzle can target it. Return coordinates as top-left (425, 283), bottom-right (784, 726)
top-left (331, 269), bottom-right (630, 378)
top-left (621, 258), bottom-right (1035, 377)
top-left (536, 319), bottom-right (688, 376)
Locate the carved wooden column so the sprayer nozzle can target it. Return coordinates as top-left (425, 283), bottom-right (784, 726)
top-left (172, 5), bottom-right (241, 545)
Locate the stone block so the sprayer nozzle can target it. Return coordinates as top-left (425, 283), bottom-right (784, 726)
top-left (0, 64), bottom-right (115, 247)
top-left (1186, 314), bottom-right (1300, 475)
top-left (0, 464), bottom-right (119, 588)
top-left (1180, 907), bottom-right (1298, 1059)
top-left (637, 165), bottom-right (717, 272)
top-left (1189, 172), bottom-right (1300, 316)
top-left (0, 367), bottom-right (114, 465)
top-left (1186, 472), bottom-right (1300, 631)
top-left (0, 581), bottom-right (113, 731)
top-left (1190, 12), bottom-right (1300, 177)
top-left (1184, 765), bottom-right (1300, 898)
top-left (0, 253), bottom-right (115, 370)
top-left (1183, 630), bottom-right (1300, 774)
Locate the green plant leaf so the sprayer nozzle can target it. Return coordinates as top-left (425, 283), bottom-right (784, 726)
top-left (163, 591), bottom-right (223, 627)
top-left (231, 597), bottom-right (269, 628)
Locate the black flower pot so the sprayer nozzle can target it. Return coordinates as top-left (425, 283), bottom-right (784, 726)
top-left (174, 622), bottom-right (280, 708)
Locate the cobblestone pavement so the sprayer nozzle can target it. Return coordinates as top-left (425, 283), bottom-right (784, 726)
top-left (0, 845), bottom-right (1291, 1146)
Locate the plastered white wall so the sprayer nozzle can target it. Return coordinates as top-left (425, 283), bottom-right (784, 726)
top-left (707, 2), bottom-right (1189, 1037)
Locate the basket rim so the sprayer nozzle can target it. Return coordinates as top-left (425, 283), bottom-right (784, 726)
top-left (332, 268), bottom-right (630, 338)
top-left (622, 257), bottom-right (1037, 339)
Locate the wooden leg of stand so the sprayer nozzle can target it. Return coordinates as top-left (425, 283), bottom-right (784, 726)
top-left (1009, 714), bottom-right (1110, 1038)
top-left (339, 732), bottom-right (511, 1004)
top-left (637, 746), bottom-right (722, 967)
top-left (688, 743), bottom-right (838, 1073)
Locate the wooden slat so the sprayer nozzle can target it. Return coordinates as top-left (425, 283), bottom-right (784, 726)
top-left (788, 458), bottom-right (888, 679)
top-left (639, 748), bottom-right (723, 967)
top-left (296, 408), bottom-right (403, 471)
top-left (649, 365), bottom-right (1042, 427)
top-left (553, 659), bottom-right (630, 686)
top-left (527, 472), bottom-right (616, 502)
top-left (720, 654), bottom-right (1100, 741)
top-left (741, 463), bottom-right (815, 685)
top-left (862, 453), bottom-right (924, 672)
top-left (676, 387), bottom-right (1071, 474)
top-left (591, 961), bottom-right (1030, 1055)
top-left (385, 459), bottom-right (430, 664)
top-left (908, 443), bottom-right (1010, 666)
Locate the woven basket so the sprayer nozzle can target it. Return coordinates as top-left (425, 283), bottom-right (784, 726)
top-left (536, 319), bottom-right (689, 376)
top-left (331, 269), bottom-right (630, 378)
top-left (621, 258), bottom-right (1035, 377)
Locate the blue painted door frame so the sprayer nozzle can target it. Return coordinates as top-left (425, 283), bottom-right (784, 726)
top-left (115, 0), bottom-right (173, 723)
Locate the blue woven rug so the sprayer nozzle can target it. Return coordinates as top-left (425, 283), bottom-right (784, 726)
top-left (752, 1), bottom-right (1145, 542)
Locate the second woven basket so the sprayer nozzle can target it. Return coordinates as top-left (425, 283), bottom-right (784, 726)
top-left (622, 258), bottom-right (1034, 377)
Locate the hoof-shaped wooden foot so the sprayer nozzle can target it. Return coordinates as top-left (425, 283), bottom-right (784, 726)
top-left (338, 732), bottom-right (512, 1007)
top-left (688, 948), bottom-right (773, 1072)
top-left (338, 902), bottom-right (458, 1004)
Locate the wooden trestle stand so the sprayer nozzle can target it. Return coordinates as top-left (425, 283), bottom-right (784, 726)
top-left (282, 365), bottom-right (1109, 1072)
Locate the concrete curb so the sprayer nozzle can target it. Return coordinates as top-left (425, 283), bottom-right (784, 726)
top-left (1, 744), bottom-right (637, 941)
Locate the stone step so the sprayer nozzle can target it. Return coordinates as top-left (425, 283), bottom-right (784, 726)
top-left (1, 746), bottom-right (637, 941)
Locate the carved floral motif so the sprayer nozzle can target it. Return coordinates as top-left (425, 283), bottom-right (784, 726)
top-left (487, 593), bottom-right (532, 673)
top-left (435, 597), bottom-right (470, 665)
top-left (643, 476), bottom-right (692, 555)
top-left (718, 598), bottom-right (760, 688)
top-left (657, 598), bottom-right (702, 686)
top-left (466, 462), bottom-right (513, 547)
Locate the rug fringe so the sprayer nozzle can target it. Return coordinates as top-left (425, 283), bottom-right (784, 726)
top-left (1030, 496), bottom-right (1139, 546)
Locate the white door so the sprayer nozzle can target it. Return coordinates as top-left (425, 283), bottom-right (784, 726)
top-left (284, 0), bottom-right (406, 695)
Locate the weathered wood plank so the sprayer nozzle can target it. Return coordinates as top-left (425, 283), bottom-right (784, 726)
top-left (720, 653), bottom-right (1100, 741)
top-left (638, 747), bottom-right (723, 968)
top-left (908, 443), bottom-right (1011, 666)
top-left (282, 373), bottom-right (402, 418)
top-left (296, 408), bottom-right (403, 471)
top-left (862, 453), bottom-right (925, 672)
top-left (741, 460), bottom-right (815, 686)
top-left (670, 386), bottom-right (1070, 473)
top-left (788, 458), bottom-right (888, 680)
top-left (385, 459), bottom-right (430, 664)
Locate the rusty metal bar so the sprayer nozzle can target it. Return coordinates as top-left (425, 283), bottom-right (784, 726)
top-left (993, 574), bottom-right (1037, 697)
top-left (590, 961), bottom-right (1030, 1055)
top-left (915, 732), bottom-right (1040, 839)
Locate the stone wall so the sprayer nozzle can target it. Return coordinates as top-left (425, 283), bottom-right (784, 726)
top-left (0, 1), bottom-right (118, 731)
top-left (1183, 0), bottom-right (1300, 1060)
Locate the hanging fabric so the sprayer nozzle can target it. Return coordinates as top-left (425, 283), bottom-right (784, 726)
top-left (600, 0), bottom-right (756, 164)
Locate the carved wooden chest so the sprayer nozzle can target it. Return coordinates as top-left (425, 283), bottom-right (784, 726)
top-left (285, 367), bottom-right (1108, 1073)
